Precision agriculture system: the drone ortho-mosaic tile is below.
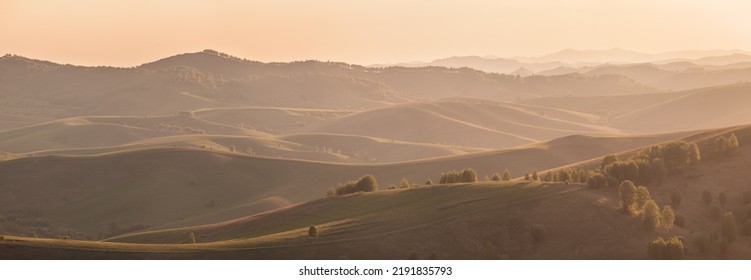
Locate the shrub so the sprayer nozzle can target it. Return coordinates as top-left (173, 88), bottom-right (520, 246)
top-left (400, 178), bottom-right (410, 189)
top-left (687, 143), bottom-right (701, 166)
top-left (670, 191), bottom-right (682, 208)
top-left (662, 206), bottom-right (675, 229)
top-left (440, 170), bottom-right (462, 184)
top-left (619, 180), bottom-right (638, 214)
top-left (502, 169), bottom-right (512, 181)
top-left (329, 175), bottom-right (379, 196)
top-left (388, 185), bottom-right (397, 190)
top-left (647, 237), bottom-right (665, 259)
top-left (664, 236), bottom-right (685, 260)
top-left (601, 154), bottom-right (619, 170)
top-left (711, 205), bottom-right (722, 221)
top-left (524, 173), bottom-right (530, 181)
top-left (588, 173), bottom-right (606, 188)
top-left (308, 225), bottom-right (319, 237)
top-left (531, 170), bottom-right (539, 181)
top-left (530, 224), bottom-right (546, 242)
top-left (491, 173), bottom-right (502, 181)
top-left (728, 133), bottom-right (740, 154)
top-left (642, 200), bottom-right (661, 230)
top-left (721, 212), bottom-right (737, 243)
top-left (719, 192), bottom-right (727, 207)
top-left (460, 168), bottom-right (478, 183)
top-left (715, 136), bottom-right (729, 156)
top-left (662, 141), bottom-right (693, 174)
top-left (702, 190), bottom-right (713, 205)
top-left (636, 186), bottom-right (651, 210)
top-left (674, 214), bottom-right (685, 228)
top-left (425, 179), bottom-right (433, 185)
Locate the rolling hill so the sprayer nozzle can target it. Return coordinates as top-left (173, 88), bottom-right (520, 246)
top-left (0, 131), bottom-right (686, 239)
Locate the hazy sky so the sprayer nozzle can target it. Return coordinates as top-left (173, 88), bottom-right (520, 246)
top-left (2, 0), bottom-right (750, 66)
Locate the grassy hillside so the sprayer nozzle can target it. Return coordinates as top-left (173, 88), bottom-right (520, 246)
top-left (301, 99), bottom-right (621, 149)
top-left (521, 83), bottom-right (751, 133)
top-left (0, 132), bottom-right (683, 239)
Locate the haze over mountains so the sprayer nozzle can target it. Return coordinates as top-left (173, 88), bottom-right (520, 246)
top-left (1, 48), bottom-right (751, 259)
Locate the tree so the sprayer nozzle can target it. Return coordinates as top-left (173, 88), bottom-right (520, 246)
top-left (642, 200), bottom-right (661, 230)
top-left (531, 170), bottom-right (539, 181)
top-left (687, 143), bottom-right (700, 166)
top-left (330, 174), bottom-right (379, 196)
top-left (309, 225), bottom-right (319, 237)
top-left (491, 173), bottom-right (502, 181)
top-left (662, 141), bottom-right (690, 174)
top-left (502, 169), bottom-right (512, 181)
top-left (601, 154), bottom-right (619, 170)
top-left (715, 136), bottom-right (729, 156)
top-left (664, 236), bottom-right (685, 260)
top-left (647, 237), bottom-right (666, 260)
top-left (636, 186), bottom-right (651, 210)
top-left (702, 190), bottom-right (713, 205)
top-left (662, 205), bottom-right (675, 229)
top-left (670, 191), bottom-right (682, 208)
top-left (460, 168), bottom-right (478, 183)
top-left (619, 180), bottom-right (638, 214)
top-left (524, 173), bottom-right (530, 181)
top-left (425, 179), bottom-right (433, 185)
top-left (400, 178), bottom-right (411, 189)
top-left (728, 133), bottom-right (740, 154)
top-left (722, 212), bottom-right (737, 243)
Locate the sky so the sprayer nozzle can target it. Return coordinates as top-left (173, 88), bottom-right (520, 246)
top-left (2, 0), bottom-right (750, 66)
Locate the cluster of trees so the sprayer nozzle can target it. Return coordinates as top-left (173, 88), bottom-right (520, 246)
top-left (439, 168), bottom-right (478, 184)
top-left (617, 180), bottom-right (676, 230)
top-left (714, 133), bottom-right (740, 157)
top-left (589, 140), bottom-right (701, 189)
top-left (489, 169), bottom-right (512, 182)
top-left (327, 175), bottom-right (378, 196)
top-left (647, 236), bottom-right (686, 260)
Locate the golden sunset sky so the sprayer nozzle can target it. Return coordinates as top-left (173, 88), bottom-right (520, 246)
top-left (1, 0), bottom-right (750, 66)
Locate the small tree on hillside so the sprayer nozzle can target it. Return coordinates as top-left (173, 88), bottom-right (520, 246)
top-left (309, 225), bottom-right (319, 237)
top-left (502, 169), bottom-right (512, 181)
top-left (715, 136), bottom-right (729, 156)
top-left (728, 133), bottom-right (740, 154)
top-left (425, 179), bottom-right (433, 185)
top-left (636, 186), bottom-right (651, 210)
top-left (491, 173), bottom-right (502, 181)
top-left (400, 178), bottom-right (411, 189)
top-left (460, 168), bottom-right (478, 183)
top-left (531, 170), bottom-right (539, 181)
top-left (524, 173), bottom-right (530, 181)
top-left (642, 200), bottom-right (661, 230)
top-left (601, 154), bottom-right (619, 170)
top-left (662, 205), bottom-right (675, 230)
top-left (722, 212), bottom-right (737, 243)
top-left (687, 143), bottom-right (701, 166)
top-left (647, 237), bottom-right (666, 260)
top-left (619, 180), bottom-right (638, 214)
